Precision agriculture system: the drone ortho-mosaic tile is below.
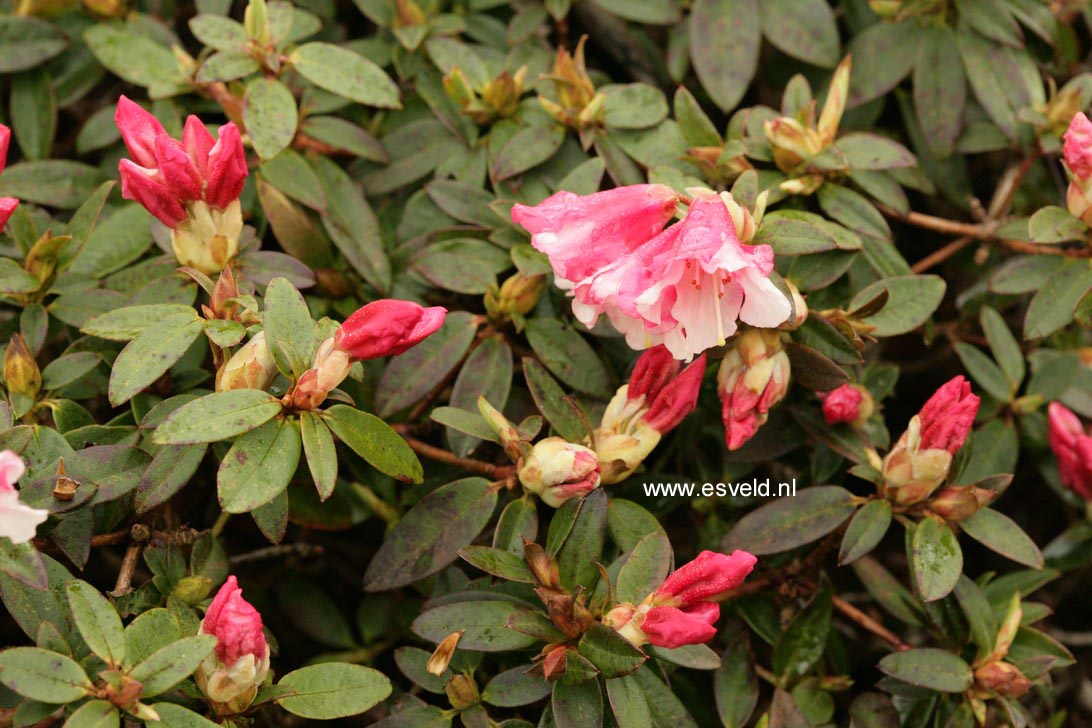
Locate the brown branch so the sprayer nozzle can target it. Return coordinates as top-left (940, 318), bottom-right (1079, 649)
top-left (110, 542), bottom-right (142, 598)
top-left (832, 594), bottom-right (910, 651)
top-left (395, 429), bottom-right (516, 479)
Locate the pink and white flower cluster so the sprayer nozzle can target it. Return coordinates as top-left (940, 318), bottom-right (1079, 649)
top-left (511, 186), bottom-right (791, 362)
top-left (115, 97), bottom-right (248, 274)
top-left (0, 125), bottom-right (19, 235)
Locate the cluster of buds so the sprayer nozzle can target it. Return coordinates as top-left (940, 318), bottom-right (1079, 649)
top-left (518, 438), bottom-right (601, 508)
top-left (1063, 112), bottom-right (1092, 227)
top-left (1047, 402), bottom-right (1092, 506)
top-left (882, 377), bottom-right (983, 517)
top-left (820, 383), bottom-right (874, 428)
top-left (592, 345), bottom-right (706, 484)
top-left (522, 542), bottom-right (597, 681)
top-left (0, 450), bottom-right (48, 544)
top-left (0, 125), bottom-right (17, 235)
top-left (603, 550), bottom-right (757, 649)
top-left (444, 66), bottom-right (528, 126)
top-left (195, 576), bottom-right (271, 715)
top-left (539, 37), bottom-right (604, 147)
top-left (289, 299), bottom-right (446, 410)
top-left (968, 594), bottom-right (1033, 723)
top-left (764, 56), bottom-right (850, 195)
top-left (115, 97), bottom-right (247, 274)
top-left (484, 272), bottom-right (545, 326)
top-left (718, 329), bottom-right (791, 450)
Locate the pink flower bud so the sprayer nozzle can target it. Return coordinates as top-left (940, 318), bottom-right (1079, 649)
top-left (628, 346), bottom-right (706, 434)
top-left (333, 299), bottom-right (447, 361)
top-left (1064, 112), bottom-right (1092, 181)
top-left (510, 184), bottom-right (679, 287)
top-left (717, 329), bottom-right (790, 450)
top-left (205, 123), bottom-right (248, 210)
top-left (1, 124), bottom-right (20, 235)
top-left (821, 383), bottom-right (873, 427)
top-left (115, 96), bottom-right (167, 168)
top-left (652, 550), bottom-right (757, 607)
top-left (0, 450), bottom-right (48, 545)
top-left (917, 376), bottom-right (979, 454)
top-left (518, 437), bottom-right (601, 508)
top-left (197, 576), bottom-right (270, 713)
top-left (1047, 402), bottom-right (1092, 500)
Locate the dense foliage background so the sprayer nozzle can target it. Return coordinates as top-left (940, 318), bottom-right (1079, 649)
top-left (1, 0), bottom-right (1092, 725)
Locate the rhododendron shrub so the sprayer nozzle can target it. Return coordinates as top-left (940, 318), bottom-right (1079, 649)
top-left (0, 0), bottom-right (1090, 725)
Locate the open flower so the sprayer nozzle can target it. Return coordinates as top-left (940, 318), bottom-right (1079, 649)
top-left (605, 550), bottom-right (757, 649)
top-left (0, 124), bottom-right (19, 235)
top-left (291, 300), bottom-right (446, 410)
top-left (518, 437), bottom-right (601, 508)
top-left (196, 576), bottom-right (270, 715)
top-left (883, 376), bottom-right (980, 505)
top-left (593, 346), bottom-right (706, 484)
top-left (718, 329), bottom-right (791, 450)
top-left (115, 96), bottom-right (247, 273)
top-left (0, 451), bottom-right (48, 545)
top-left (1047, 402), bottom-right (1092, 500)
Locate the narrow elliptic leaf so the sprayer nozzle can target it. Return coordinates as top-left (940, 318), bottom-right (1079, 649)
top-left (878, 648), bottom-right (973, 692)
top-left (128, 635), bottom-right (217, 697)
top-left (66, 580), bottom-right (126, 666)
top-left (0, 647), bottom-right (92, 703)
top-left (961, 508), bottom-right (1044, 569)
top-left (910, 518), bottom-right (963, 602)
top-left (153, 390), bottom-right (283, 445)
top-left (291, 42), bottom-right (401, 108)
top-left (218, 418), bottom-right (302, 513)
top-left (689, 0), bottom-right (760, 112)
top-left (723, 486), bottom-right (857, 555)
top-left (325, 405), bottom-right (422, 483)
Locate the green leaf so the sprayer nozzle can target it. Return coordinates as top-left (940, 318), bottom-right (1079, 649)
top-left (847, 21), bottom-right (919, 106)
top-left (82, 304), bottom-right (197, 342)
top-left (814, 133), bottom-right (916, 172)
top-left (753, 211), bottom-right (839, 255)
top-left (493, 496), bottom-right (539, 554)
top-left (689, 0), bottom-right (760, 112)
top-left (83, 24), bottom-right (179, 92)
top-left (758, 0), bottom-right (839, 68)
top-left (558, 488), bottom-right (608, 590)
top-left (910, 517), bottom-right (963, 602)
top-left (553, 679), bottom-right (604, 728)
top-left (953, 576), bottom-right (997, 657)
top-left (303, 116), bottom-right (388, 164)
top-left (648, 643), bottom-right (721, 670)
top-left (980, 306), bottom-right (1024, 389)
top-left (245, 78), bottom-right (298, 160)
top-left (492, 124), bottom-right (566, 180)
top-left (325, 405), bottom-right (422, 483)
top-left (412, 600), bottom-right (538, 651)
top-left (153, 390), bottom-right (284, 445)
top-left (124, 609), bottom-right (181, 666)
top-left (459, 546), bottom-right (535, 583)
top-left (591, 0), bottom-right (679, 24)
top-left (1028, 205), bottom-right (1086, 243)
top-left (772, 585), bottom-right (832, 680)
top-left (313, 155), bottom-right (390, 292)
top-left (723, 486), bottom-right (857, 555)
top-left (0, 17), bottom-right (67, 73)
top-left (961, 508), bottom-right (1043, 568)
top-left (0, 161), bottom-right (103, 210)
top-left (446, 337), bottom-right (512, 457)
top-left (63, 700), bottom-right (118, 728)
top-left (578, 623), bottom-right (647, 678)
top-left (523, 358), bottom-right (587, 443)
top-left (877, 648), bottom-right (973, 692)
top-left (134, 443), bottom-right (205, 516)
top-left (364, 478), bottom-right (497, 590)
top-left (525, 318), bottom-right (611, 398)
top-left (602, 83), bottom-right (669, 129)
top-left (276, 663), bottom-right (391, 719)
top-left (482, 665), bottom-right (552, 707)
top-left (1024, 260), bottom-right (1092, 338)
top-left (412, 238), bottom-right (511, 295)
top-left (128, 634), bottom-right (217, 697)
top-left (615, 532), bottom-right (672, 604)
top-left (913, 26), bottom-right (965, 158)
top-left (300, 411), bottom-right (338, 501)
top-left (714, 639), bottom-right (758, 728)
top-left (189, 14), bottom-right (248, 51)
top-left (956, 28), bottom-right (1019, 139)
top-left (849, 275), bottom-right (946, 337)
top-left (260, 149), bottom-right (326, 211)
top-left (291, 42), bottom-right (400, 108)
top-left (148, 704), bottom-right (220, 727)
top-left (605, 673), bottom-right (652, 728)
top-left (0, 647), bottom-right (91, 703)
top-left (69, 204), bottom-right (155, 277)
top-left (11, 68), bottom-right (57, 161)
top-left (954, 342), bottom-right (1012, 402)
top-left (108, 313), bottom-right (204, 406)
top-left (377, 311), bottom-right (477, 417)
top-left (262, 277), bottom-right (316, 379)
top-left (0, 540), bottom-right (47, 589)
top-left (839, 499), bottom-right (891, 565)
top-left (66, 580), bottom-right (125, 666)
top-left (218, 417), bottom-right (301, 513)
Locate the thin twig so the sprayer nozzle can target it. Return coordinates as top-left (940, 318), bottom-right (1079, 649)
top-left (110, 542), bottom-right (143, 598)
top-left (831, 594), bottom-right (910, 651)
top-left (230, 543), bottom-right (325, 565)
top-left (393, 425), bottom-right (516, 479)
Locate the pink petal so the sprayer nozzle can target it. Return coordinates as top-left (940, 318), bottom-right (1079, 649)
top-left (119, 160), bottom-right (186, 228)
top-left (115, 96), bottom-right (167, 169)
top-left (204, 123), bottom-right (248, 209)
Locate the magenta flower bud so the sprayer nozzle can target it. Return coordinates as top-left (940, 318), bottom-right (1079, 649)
top-left (717, 329), bottom-right (790, 451)
top-left (0, 450), bottom-right (48, 545)
top-left (510, 184), bottom-right (680, 287)
top-left (0, 124), bottom-right (20, 235)
top-left (115, 96), bottom-right (167, 168)
top-left (1064, 112), bottom-right (1092, 181)
top-left (627, 346), bottom-right (706, 434)
top-left (821, 383), bottom-right (873, 427)
top-left (205, 123), bottom-right (248, 210)
top-left (652, 550), bottom-right (758, 607)
top-left (639, 602), bottom-right (720, 648)
top-left (196, 576), bottom-right (270, 714)
top-left (118, 159), bottom-right (188, 228)
top-left (916, 376), bottom-right (979, 454)
top-left (333, 300), bottom-right (447, 361)
top-left (154, 135), bottom-right (203, 202)
top-left (1047, 402), bottom-right (1092, 501)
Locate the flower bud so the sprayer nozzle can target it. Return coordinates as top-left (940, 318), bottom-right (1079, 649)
top-left (334, 300), bottom-right (447, 361)
top-left (540, 37), bottom-right (601, 130)
top-left (477, 396), bottom-right (523, 462)
top-left (1064, 113), bottom-right (1092, 226)
top-left (974, 661), bottom-right (1032, 699)
top-left (0, 124), bottom-right (18, 237)
top-left (1047, 402), bottom-right (1092, 501)
top-left (778, 280), bottom-right (808, 331)
top-left (427, 631), bottom-right (463, 676)
top-left (916, 376), bottom-right (979, 454)
top-left (217, 332), bottom-right (278, 392)
top-left (484, 273), bottom-right (545, 322)
top-left (0, 450), bottom-right (48, 544)
top-left (196, 576), bottom-right (270, 715)
top-left (289, 337), bottom-right (353, 410)
top-left (820, 383), bottom-right (873, 427)
top-left (170, 199), bottom-right (243, 274)
top-left (764, 117), bottom-right (824, 173)
top-left (445, 674), bottom-right (479, 710)
top-left (868, 0), bottom-right (902, 17)
top-left (818, 56), bottom-right (851, 145)
top-left (518, 437), bottom-right (601, 508)
top-left (928, 484), bottom-right (995, 522)
top-left (3, 334), bottom-right (41, 401)
top-left (717, 329), bottom-right (791, 451)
